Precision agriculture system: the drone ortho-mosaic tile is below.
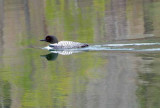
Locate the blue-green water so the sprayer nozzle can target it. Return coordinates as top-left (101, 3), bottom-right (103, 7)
top-left (1, 0), bottom-right (160, 108)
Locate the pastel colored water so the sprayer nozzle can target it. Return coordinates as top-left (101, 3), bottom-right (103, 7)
top-left (1, 0), bottom-right (160, 108)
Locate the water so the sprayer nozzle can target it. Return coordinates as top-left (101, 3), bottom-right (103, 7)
top-left (0, 0), bottom-right (160, 108)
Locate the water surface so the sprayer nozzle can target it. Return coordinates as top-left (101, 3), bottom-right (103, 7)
top-left (0, 0), bottom-right (160, 108)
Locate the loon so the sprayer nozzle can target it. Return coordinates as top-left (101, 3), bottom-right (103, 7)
top-left (40, 35), bottom-right (89, 49)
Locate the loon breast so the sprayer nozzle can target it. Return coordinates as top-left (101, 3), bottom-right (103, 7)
top-left (49, 41), bottom-right (88, 49)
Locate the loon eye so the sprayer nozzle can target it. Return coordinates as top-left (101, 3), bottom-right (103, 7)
top-left (46, 37), bottom-right (50, 40)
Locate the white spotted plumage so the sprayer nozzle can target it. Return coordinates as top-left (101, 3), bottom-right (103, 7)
top-left (49, 41), bottom-right (88, 49)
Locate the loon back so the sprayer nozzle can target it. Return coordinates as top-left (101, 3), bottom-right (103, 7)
top-left (49, 41), bottom-right (89, 49)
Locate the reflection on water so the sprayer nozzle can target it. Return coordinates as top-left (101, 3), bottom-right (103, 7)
top-left (41, 53), bottom-right (58, 61)
top-left (1, 0), bottom-right (160, 108)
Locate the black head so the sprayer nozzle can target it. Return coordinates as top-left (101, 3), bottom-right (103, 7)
top-left (40, 35), bottom-right (58, 43)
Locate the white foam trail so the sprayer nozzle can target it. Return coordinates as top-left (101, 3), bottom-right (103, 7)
top-left (103, 43), bottom-right (160, 47)
top-left (42, 46), bottom-right (53, 50)
top-left (137, 48), bottom-right (160, 52)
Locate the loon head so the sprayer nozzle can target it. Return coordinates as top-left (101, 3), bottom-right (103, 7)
top-left (40, 35), bottom-right (58, 43)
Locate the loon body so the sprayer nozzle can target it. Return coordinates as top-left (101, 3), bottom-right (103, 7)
top-left (40, 35), bottom-right (89, 50)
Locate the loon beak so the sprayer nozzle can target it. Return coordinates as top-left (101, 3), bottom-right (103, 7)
top-left (40, 39), bottom-right (46, 41)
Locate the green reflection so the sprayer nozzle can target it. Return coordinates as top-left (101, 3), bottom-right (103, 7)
top-left (45, 0), bottom-right (106, 43)
top-left (0, 46), bottom-right (105, 108)
top-left (137, 54), bottom-right (160, 108)
top-left (0, 81), bottom-right (11, 108)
